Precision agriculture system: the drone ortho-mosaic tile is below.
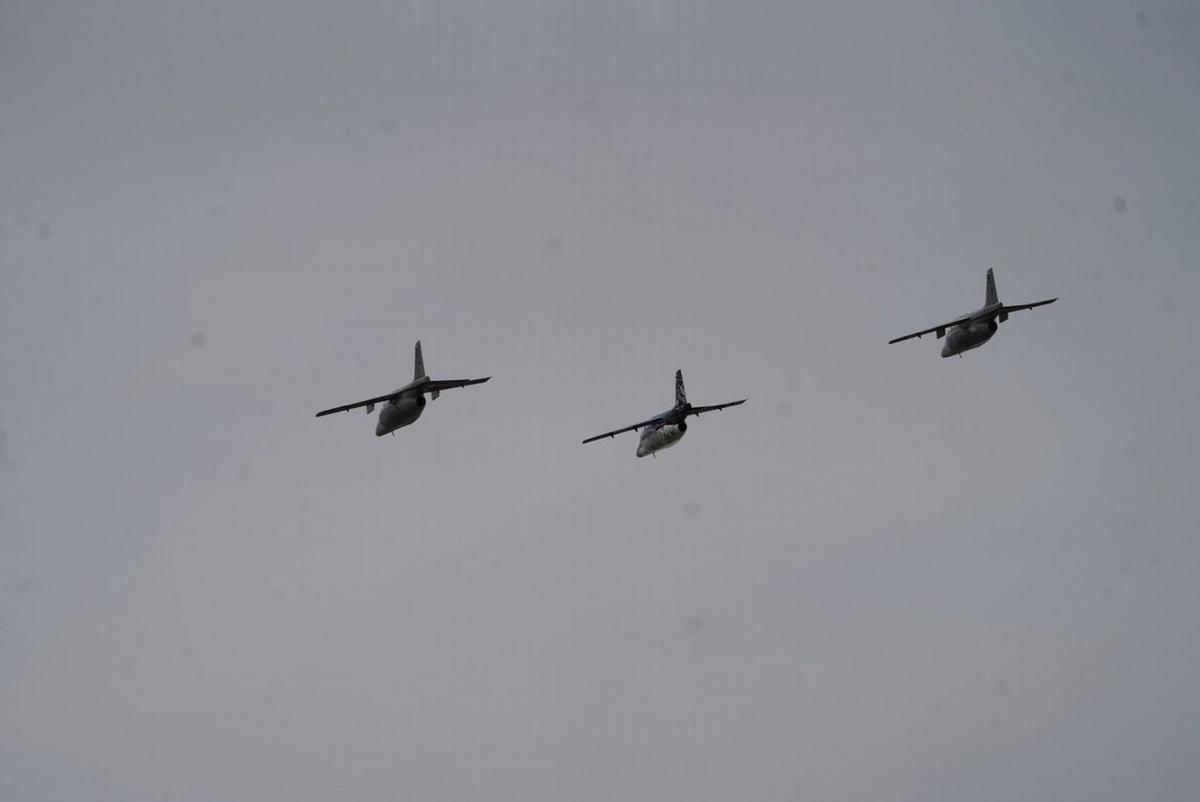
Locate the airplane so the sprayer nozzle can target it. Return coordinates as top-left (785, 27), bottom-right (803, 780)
top-left (582, 370), bottom-right (746, 458)
top-left (315, 341), bottom-right (490, 436)
top-left (888, 268), bottom-right (1057, 357)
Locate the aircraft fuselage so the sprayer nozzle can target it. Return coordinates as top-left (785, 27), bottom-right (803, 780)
top-left (941, 318), bottom-right (997, 358)
top-left (375, 394), bottom-right (425, 436)
top-left (636, 419), bottom-right (687, 457)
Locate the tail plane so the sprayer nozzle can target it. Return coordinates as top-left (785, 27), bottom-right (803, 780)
top-left (985, 268), bottom-right (1000, 307)
top-left (414, 341), bottom-right (427, 381)
top-left (675, 369), bottom-right (687, 409)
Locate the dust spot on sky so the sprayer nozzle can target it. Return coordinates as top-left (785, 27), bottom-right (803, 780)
top-left (16, 577), bottom-right (44, 596)
top-left (683, 500), bottom-right (701, 519)
top-left (1060, 200), bottom-right (1077, 218)
top-left (1151, 552), bottom-right (1166, 568)
top-left (378, 118), bottom-right (396, 134)
top-left (996, 175), bottom-right (1012, 192)
top-left (37, 222), bottom-right (51, 239)
top-left (1118, 559), bottom-right (1132, 576)
top-left (225, 31), bottom-right (244, 48)
top-left (156, 62), bottom-right (177, 91)
top-left (943, 415), bottom-right (961, 441)
top-left (1136, 11), bottom-right (1149, 27)
top-left (686, 758), bottom-right (707, 778)
top-left (1122, 441), bottom-right (1139, 460)
top-left (685, 616), bottom-right (704, 634)
top-left (209, 204), bottom-right (228, 222)
top-left (1101, 584), bottom-right (1114, 601)
top-left (1060, 68), bottom-right (1077, 86)
top-left (0, 426), bottom-right (7, 463)
top-left (1113, 196), bottom-right (1128, 214)
top-left (1164, 296), bottom-right (1175, 315)
top-left (190, 330), bottom-right (206, 349)
top-left (991, 678), bottom-right (1010, 697)
top-left (544, 236), bottom-right (564, 256)
top-left (796, 50), bottom-right (823, 87)
top-left (575, 97), bottom-right (596, 117)
top-left (777, 402), bottom-right (791, 418)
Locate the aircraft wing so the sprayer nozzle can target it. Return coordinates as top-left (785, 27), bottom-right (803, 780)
top-left (1000, 298), bottom-right (1057, 314)
top-left (582, 416), bottom-right (661, 444)
top-left (425, 377), bottom-right (491, 392)
top-left (315, 391), bottom-right (399, 417)
top-left (316, 377), bottom-right (489, 417)
top-left (687, 399), bottom-right (747, 416)
top-left (888, 316), bottom-right (973, 345)
top-left (890, 297), bottom-right (1057, 344)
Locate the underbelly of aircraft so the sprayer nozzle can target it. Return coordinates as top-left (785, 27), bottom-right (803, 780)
top-left (637, 423), bottom-right (685, 457)
top-left (942, 323), bottom-right (995, 357)
top-left (376, 397), bottom-right (424, 435)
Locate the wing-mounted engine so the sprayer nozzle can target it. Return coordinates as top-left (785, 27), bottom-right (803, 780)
top-left (366, 402), bottom-right (375, 414)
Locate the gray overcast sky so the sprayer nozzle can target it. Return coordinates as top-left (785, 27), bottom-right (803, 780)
top-left (2, 1), bottom-right (1199, 800)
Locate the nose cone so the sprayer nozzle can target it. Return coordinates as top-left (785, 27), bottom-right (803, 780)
top-left (636, 443), bottom-right (650, 458)
top-left (941, 343), bottom-right (956, 358)
top-left (375, 421), bottom-right (389, 436)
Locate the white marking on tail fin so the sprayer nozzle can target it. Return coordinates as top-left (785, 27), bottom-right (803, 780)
top-left (985, 268), bottom-right (1000, 307)
top-left (414, 340), bottom-right (426, 380)
top-left (675, 369), bottom-right (687, 408)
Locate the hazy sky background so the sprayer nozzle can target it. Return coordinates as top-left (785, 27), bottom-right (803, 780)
top-left (2, 1), bottom-right (1199, 800)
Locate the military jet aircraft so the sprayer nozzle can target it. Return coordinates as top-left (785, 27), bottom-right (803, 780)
top-left (889, 268), bottom-right (1057, 357)
top-left (582, 370), bottom-right (745, 458)
top-left (315, 341), bottom-right (489, 436)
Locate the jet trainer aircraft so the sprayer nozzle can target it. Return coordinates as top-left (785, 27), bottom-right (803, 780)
top-left (889, 268), bottom-right (1057, 357)
top-left (315, 341), bottom-right (490, 436)
top-left (582, 370), bottom-right (745, 458)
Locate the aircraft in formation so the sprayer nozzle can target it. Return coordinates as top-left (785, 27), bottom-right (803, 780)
top-left (315, 341), bottom-right (490, 436)
top-left (581, 370), bottom-right (746, 458)
top-left (316, 269), bottom-right (1057, 447)
top-left (888, 268), bottom-right (1057, 357)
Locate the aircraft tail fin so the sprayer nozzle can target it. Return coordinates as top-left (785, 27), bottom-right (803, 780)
top-left (675, 369), bottom-right (687, 409)
top-left (985, 268), bottom-right (1000, 307)
top-left (414, 341), bottom-right (427, 381)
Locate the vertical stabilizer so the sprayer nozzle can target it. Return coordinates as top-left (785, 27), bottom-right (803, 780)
top-left (414, 341), bottom-right (427, 380)
top-left (985, 268), bottom-right (1000, 307)
top-left (675, 369), bottom-right (687, 409)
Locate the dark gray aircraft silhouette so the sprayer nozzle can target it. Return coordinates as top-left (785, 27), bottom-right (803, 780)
top-left (889, 268), bottom-right (1057, 357)
top-left (582, 370), bottom-right (745, 457)
top-left (316, 341), bottom-right (489, 436)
